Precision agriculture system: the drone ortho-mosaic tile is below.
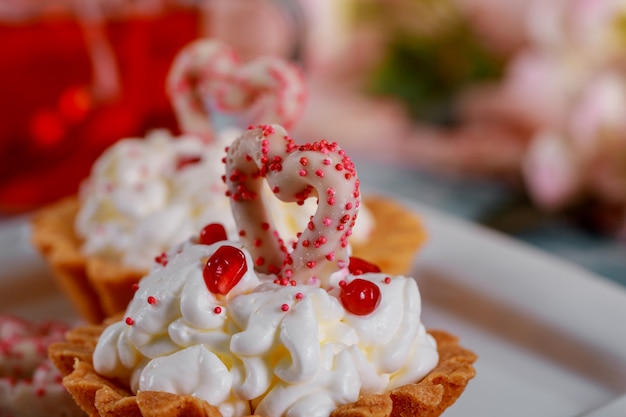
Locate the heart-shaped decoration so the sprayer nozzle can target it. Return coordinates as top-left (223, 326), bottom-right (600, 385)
top-left (224, 124), bottom-right (361, 286)
top-left (167, 39), bottom-right (306, 140)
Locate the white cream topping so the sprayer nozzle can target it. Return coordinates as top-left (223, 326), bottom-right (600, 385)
top-left (75, 130), bottom-right (373, 270)
top-left (93, 241), bottom-right (438, 417)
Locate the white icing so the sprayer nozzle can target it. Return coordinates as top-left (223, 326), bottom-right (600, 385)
top-left (75, 130), bottom-right (373, 270)
top-left (93, 241), bottom-right (438, 417)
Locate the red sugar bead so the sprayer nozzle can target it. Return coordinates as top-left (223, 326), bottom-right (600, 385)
top-left (340, 279), bottom-right (381, 316)
top-left (203, 246), bottom-right (248, 295)
top-left (199, 223), bottom-right (228, 245)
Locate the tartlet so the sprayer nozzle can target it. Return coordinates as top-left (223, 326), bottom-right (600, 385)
top-left (31, 194), bottom-right (425, 324)
top-left (46, 125), bottom-right (474, 417)
top-left (49, 323), bottom-right (475, 417)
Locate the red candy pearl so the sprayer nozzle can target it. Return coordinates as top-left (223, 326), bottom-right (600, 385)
top-left (199, 223), bottom-right (228, 245)
top-left (340, 279), bottom-right (381, 316)
top-left (348, 257), bottom-right (381, 275)
top-left (203, 246), bottom-right (248, 295)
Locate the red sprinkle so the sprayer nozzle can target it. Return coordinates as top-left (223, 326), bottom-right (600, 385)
top-left (214, 306), bottom-right (222, 314)
top-left (147, 296), bottom-right (157, 305)
top-left (281, 304), bottom-right (290, 312)
top-left (125, 317), bottom-right (134, 326)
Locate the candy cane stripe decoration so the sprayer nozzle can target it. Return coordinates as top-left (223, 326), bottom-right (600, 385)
top-left (167, 39), bottom-right (306, 140)
top-left (225, 124), bottom-right (360, 285)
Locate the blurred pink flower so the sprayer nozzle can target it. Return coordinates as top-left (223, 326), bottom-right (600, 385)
top-left (449, 0), bottom-right (626, 233)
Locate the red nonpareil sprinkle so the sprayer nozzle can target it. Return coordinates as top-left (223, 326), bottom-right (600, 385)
top-left (256, 257), bottom-right (265, 266)
top-left (261, 222), bottom-right (270, 230)
top-left (125, 317), bottom-right (134, 326)
top-left (384, 277), bottom-right (392, 284)
top-left (147, 296), bottom-right (157, 305)
top-left (131, 283), bottom-right (140, 292)
top-left (295, 292), bottom-right (304, 300)
top-left (299, 169), bottom-right (307, 177)
top-left (315, 169), bottom-right (324, 177)
top-left (155, 252), bottom-right (168, 266)
top-left (261, 125), bottom-right (275, 136)
top-left (281, 304), bottom-right (290, 312)
top-left (299, 157), bottom-right (308, 166)
top-left (214, 306), bottom-right (222, 314)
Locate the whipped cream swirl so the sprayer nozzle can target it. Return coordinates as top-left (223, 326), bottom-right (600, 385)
top-left (75, 130), bottom-right (372, 270)
top-left (93, 241), bottom-right (438, 417)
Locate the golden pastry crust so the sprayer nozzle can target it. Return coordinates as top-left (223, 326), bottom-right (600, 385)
top-left (31, 196), bottom-right (425, 324)
top-left (49, 321), bottom-right (476, 417)
top-left (30, 197), bottom-right (145, 324)
top-left (351, 196), bottom-right (427, 276)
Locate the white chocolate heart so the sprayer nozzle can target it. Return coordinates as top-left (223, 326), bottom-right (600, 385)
top-left (224, 125), bottom-right (361, 285)
top-left (167, 39), bottom-right (306, 140)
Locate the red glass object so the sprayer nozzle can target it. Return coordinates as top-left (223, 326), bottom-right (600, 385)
top-left (0, 8), bottom-right (201, 212)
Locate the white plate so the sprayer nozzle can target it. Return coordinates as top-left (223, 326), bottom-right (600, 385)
top-left (1, 201), bottom-right (626, 417)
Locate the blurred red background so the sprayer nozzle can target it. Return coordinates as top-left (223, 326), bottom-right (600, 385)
top-left (0, 6), bottom-right (201, 212)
